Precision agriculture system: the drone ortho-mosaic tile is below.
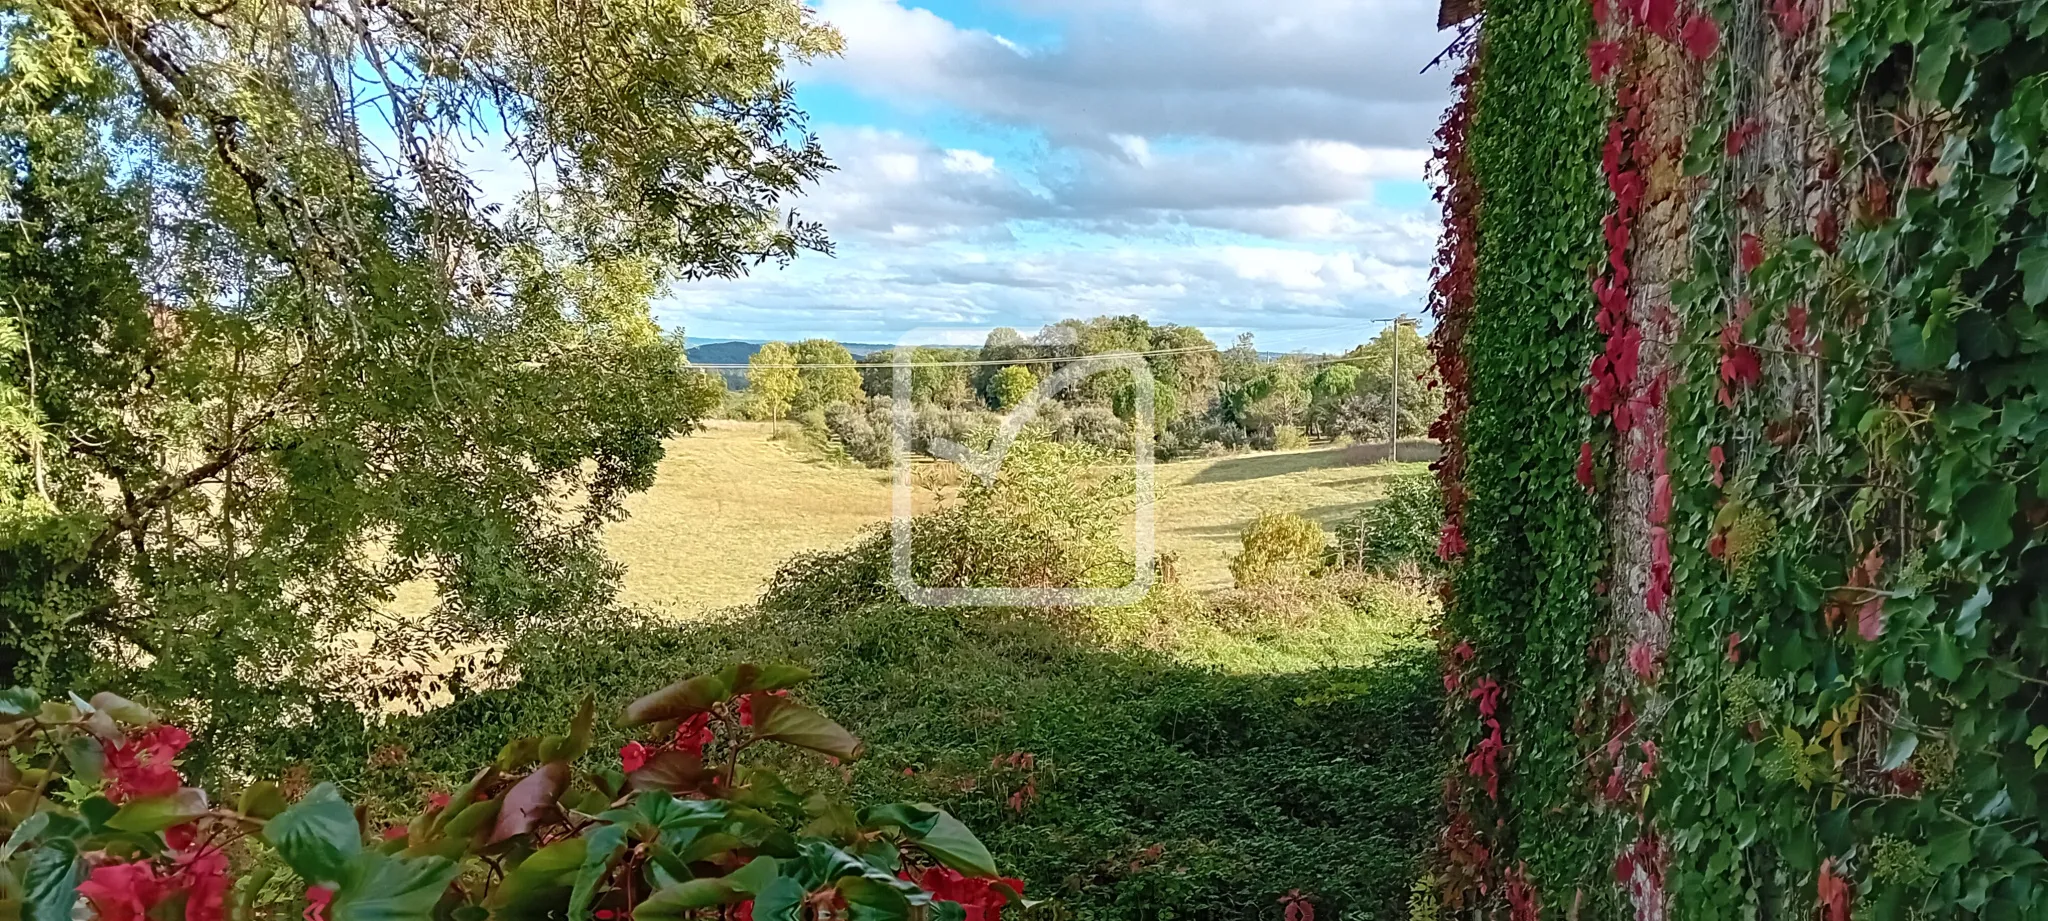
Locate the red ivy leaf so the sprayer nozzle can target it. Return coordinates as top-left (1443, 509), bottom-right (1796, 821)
top-left (1739, 233), bottom-right (1765, 272)
top-left (1679, 13), bottom-right (1721, 60)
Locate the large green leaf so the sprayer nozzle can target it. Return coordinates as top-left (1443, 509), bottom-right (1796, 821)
top-left (568, 824), bottom-right (626, 920)
top-left (107, 788), bottom-right (211, 833)
top-left (0, 812), bottom-right (50, 862)
top-left (489, 837), bottom-right (587, 915)
top-left (332, 852), bottom-right (461, 921)
top-left (750, 696), bottom-right (863, 761)
top-left (633, 857), bottom-right (781, 921)
top-left (752, 876), bottom-right (809, 921)
top-left (836, 876), bottom-right (913, 921)
top-left (22, 838), bottom-right (83, 921)
top-left (490, 762), bottom-right (570, 844)
top-left (861, 804), bottom-right (997, 878)
top-left (264, 783), bottom-right (364, 886)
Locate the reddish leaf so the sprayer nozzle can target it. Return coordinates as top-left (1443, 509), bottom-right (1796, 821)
top-left (750, 695), bottom-right (864, 761)
top-left (1679, 13), bottom-right (1720, 60)
top-left (1739, 233), bottom-right (1765, 272)
top-left (626, 749), bottom-right (712, 794)
top-left (1856, 598), bottom-right (1885, 642)
top-left (1588, 41), bottom-right (1623, 81)
top-left (1576, 441), bottom-right (1597, 489)
top-left (1817, 858), bottom-right (1851, 921)
top-left (489, 761), bottom-right (569, 844)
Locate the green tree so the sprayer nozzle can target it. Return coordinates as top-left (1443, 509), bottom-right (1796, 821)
top-left (1333, 323), bottom-right (1441, 438)
top-left (748, 342), bottom-right (802, 423)
top-left (789, 339), bottom-right (863, 414)
top-left (988, 365), bottom-right (1037, 411)
top-left (0, 0), bottom-right (838, 755)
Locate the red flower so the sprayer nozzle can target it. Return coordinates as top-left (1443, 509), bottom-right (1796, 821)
top-left (382, 825), bottom-right (408, 841)
top-left (1817, 858), bottom-right (1852, 921)
top-left (1739, 233), bottom-right (1765, 272)
top-left (426, 791), bottom-right (452, 812)
top-left (620, 741), bottom-right (650, 774)
top-left (105, 725), bottom-right (191, 803)
top-left (1726, 632), bottom-right (1742, 663)
top-left (910, 866), bottom-right (1024, 921)
top-left (1588, 41), bottom-right (1623, 81)
top-left (1679, 13), bottom-right (1721, 60)
top-left (1576, 441), bottom-right (1597, 489)
top-left (735, 689), bottom-right (788, 728)
top-left (80, 861), bottom-right (164, 921)
top-left (676, 712), bottom-right (715, 756)
top-left (173, 848), bottom-right (230, 921)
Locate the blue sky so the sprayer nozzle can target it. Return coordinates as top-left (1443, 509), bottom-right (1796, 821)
top-left (658, 0), bottom-right (1454, 353)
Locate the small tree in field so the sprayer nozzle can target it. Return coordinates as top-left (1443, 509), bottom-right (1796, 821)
top-left (1231, 512), bottom-right (1328, 587)
top-left (749, 342), bottom-right (803, 424)
top-left (989, 365), bottom-right (1038, 411)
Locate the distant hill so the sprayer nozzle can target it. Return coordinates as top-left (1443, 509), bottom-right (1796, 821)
top-left (685, 339), bottom-right (896, 388)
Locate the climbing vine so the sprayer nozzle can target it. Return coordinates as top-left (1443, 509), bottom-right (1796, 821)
top-left (1431, 0), bottom-right (2048, 917)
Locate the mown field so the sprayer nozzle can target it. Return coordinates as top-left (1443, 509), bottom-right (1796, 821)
top-left (602, 421), bottom-right (1437, 614)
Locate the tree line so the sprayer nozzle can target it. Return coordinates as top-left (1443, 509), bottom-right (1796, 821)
top-left (734, 316), bottom-right (1444, 463)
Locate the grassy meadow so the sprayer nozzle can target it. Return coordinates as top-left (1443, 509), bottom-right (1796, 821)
top-left (602, 421), bottom-right (1437, 614)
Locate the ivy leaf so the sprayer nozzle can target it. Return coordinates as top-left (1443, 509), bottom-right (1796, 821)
top-left (1929, 629), bottom-right (1966, 681)
top-left (1930, 825), bottom-right (1974, 870)
top-left (1957, 583), bottom-right (1993, 638)
top-left (1960, 481), bottom-right (2017, 552)
top-left (264, 783), bottom-right (364, 886)
top-left (1879, 730), bottom-right (1919, 772)
top-left (2020, 242), bottom-right (2048, 306)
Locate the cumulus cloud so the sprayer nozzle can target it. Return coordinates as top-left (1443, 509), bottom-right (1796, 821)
top-left (806, 0), bottom-right (1451, 149)
top-left (666, 0), bottom-right (1453, 342)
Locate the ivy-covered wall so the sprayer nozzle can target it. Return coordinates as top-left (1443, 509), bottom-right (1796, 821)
top-left (1427, 0), bottom-right (2048, 918)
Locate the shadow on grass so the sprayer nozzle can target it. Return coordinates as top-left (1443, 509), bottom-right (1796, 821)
top-left (276, 599), bottom-right (1442, 921)
top-left (1182, 441), bottom-right (1438, 485)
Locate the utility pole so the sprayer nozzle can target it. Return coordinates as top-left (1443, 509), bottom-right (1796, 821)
top-left (1389, 316), bottom-right (1402, 465)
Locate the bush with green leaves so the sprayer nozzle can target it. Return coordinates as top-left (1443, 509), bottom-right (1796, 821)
top-left (0, 669), bottom-right (1025, 921)
top-left (1329, 474), bottom-right (1444, 577)
top-left (1230, 512), bottom-right (1328, 588)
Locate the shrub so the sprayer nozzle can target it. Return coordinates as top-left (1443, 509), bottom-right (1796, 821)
top-left (1230, 512), bottom-right (1329, 588)
top-left (0, 672), bottom-right (1023, 921)
top-left (1330, 473), bottom-right (1444, 576)
top-left (1270, 424), bottom-right (1310, 451)
top-left (824, 397), bottom-right (894, 467)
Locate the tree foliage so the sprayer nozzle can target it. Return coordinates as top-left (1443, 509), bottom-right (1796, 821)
top-left (0, 0), bottom-right (836, 761)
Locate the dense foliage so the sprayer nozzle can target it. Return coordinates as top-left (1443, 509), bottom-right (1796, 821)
top-left (270, 441), bottom-right (1443, 921)
top-left (736, 316), bottom-right (1445, 463)
top-left (0, 0), bottom-right (831, 769)
top-left (1430, 0), bottom-right (2048, 917)
top-left (0, 669), bottom-right (1026, 921)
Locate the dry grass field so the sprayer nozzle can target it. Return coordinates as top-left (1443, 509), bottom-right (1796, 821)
top-left (602, 421), bottom-right (1434, 615)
